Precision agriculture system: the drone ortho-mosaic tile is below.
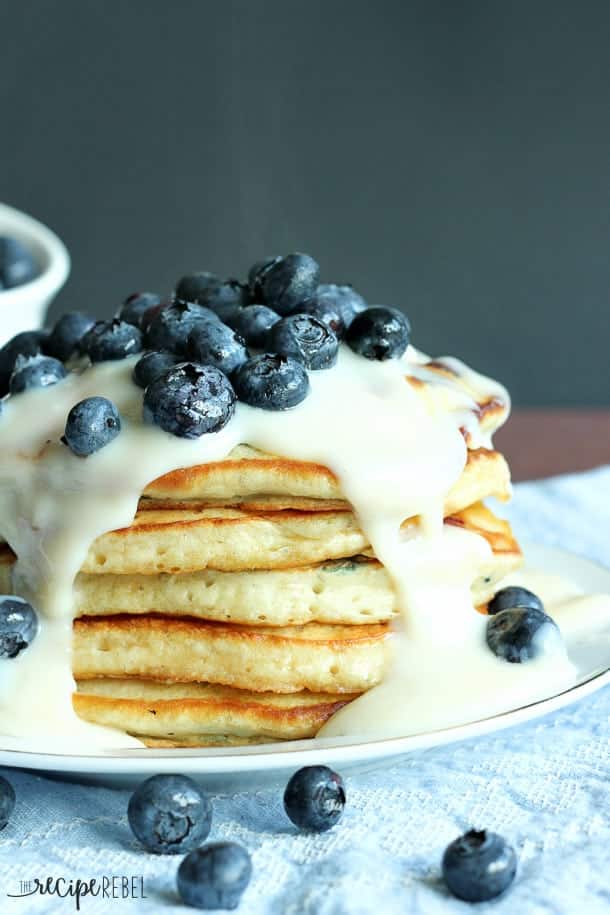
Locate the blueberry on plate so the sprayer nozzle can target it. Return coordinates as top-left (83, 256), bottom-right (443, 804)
top-left (346, 306), bottom-right (410, 360)
top-left (316, 283), bottom-right (367, 328)
top-left (271, 314), bottom-right (338, 369)
top-left (143, 362), bottom-right (235, 438)
top-left (283, 765), bottom-right (345, 832)
top-left (0, 775), bottom-right (15, 830)
top-left (247, 256), bottom-right (281, 302)
top-left (132, 351), bottom-right (180, 389)
top-left (0, 597), bottom-right (38, 659)
top-left (145, 302), bottom-right (219, 355)
top-left (261, 253), bottom-right (320, 315)
top-left (45, 311), bottom-right (95, 361)
top-left (177, 842), bottom-right (252, 910)
top-left (233, 353), bottom-right (309, 410)
top-left (0, 236), bottom-right (37, 288)
top-left (0, 329), bottom-right (48, 395)
top-left (486, 607), bottom-right (561, 663)
top-left (127, 773), bottom-right (212, 855)
top-left (119, 292), bottom-right (162, 328)
top-left (291, 295), bottom-right (346, 339)
top-left (188, 321), bottom-right (248, 375)
top-left (488, 586), bottom-right (544, 616)
top-left (81, 319), bottom-right (143, 363)
top-left (64, 397), bottom-right (121, 456)
top-left (9, 354), bottom-right (66, 394)
top-left (175, 271), bottom-right (220, 305)
top-left (442, 829), bottom-right (517, 902)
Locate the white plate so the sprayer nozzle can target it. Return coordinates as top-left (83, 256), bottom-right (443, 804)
top-left (1, 543), bottom-right (609, 789)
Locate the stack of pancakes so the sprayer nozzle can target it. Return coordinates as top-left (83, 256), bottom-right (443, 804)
top-left (0, 360), bottom-right (521, 747)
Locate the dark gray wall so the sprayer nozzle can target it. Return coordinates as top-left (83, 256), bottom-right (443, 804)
top-left (1, 1), bottom-right (609, 404)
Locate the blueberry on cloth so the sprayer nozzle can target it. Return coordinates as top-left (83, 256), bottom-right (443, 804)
top-left (177, 842), bottom-right (252, 910)
top-left (316, 283), bottom-right (367, 328)
top-left (261, 253), bottom-right (320, 315)
top-left (0, 775), bottom-right (15, 830)
top-left (132, 351), bottom-right (180, 389)
top-left (0, 236), bottom-right (37, 288)
top-left (271, 314), bottom-right (338, 369)
top-left (283, 765), bottom-right (345, 832)
top-left (145, 302), bottom-right (219, 355)
top-left (45, 311), bottom-right (96, 361)
top-left (64, 397), bottom-right (121, 456)
top-left (9, 354), bottom-right (66, 394)
top-left (188, 321), bottom-right (248, 375)
top-left (345, 306), bottom-right (410, 360)
top-left (127, 773), bottom-right (212, 855)
top-left (0, 330), bottom-right (48, 395)
top-left (175, 271), bottom-right (221, 305)
top-left (81, 319), bottom-right (143, 363)
top-left (488, 586), bottom-right (545, 616)
top-left (247, 256), bottom-right (281, 302)
top-left (486, 607), bottom-right (561, 663)
top-left (442, 829), bottom-right (517, 902)
top-left (143, 362), bottom-right (235, 438)
top-left (229, 304), bottom-right (280, 349)
top-left (119, 292), bottom-right (162, 328)
top-left (0, 597), bottom-right (38, 659)
top-left (233, 353), bottom-right (309, 410)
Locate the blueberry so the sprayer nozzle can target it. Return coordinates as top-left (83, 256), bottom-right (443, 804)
top-left (143, 362), bottom-right (235, 438)
top-left (133, 351), bottom-right (180, 389)
top-left (175, 271), bottom-right (220, 304)
top-left (9, 354), bottom-right (66, 394)
top-left (247, 256), bottom-right (281, 301)
top-left (271, 314), bottom-right (338, 369)
top-left (284, 765), bottom-right (345, 832)
top-left (64, 397), bottom-right (121, 456)
top-left (46, 312), bottom-right (95, 361)
top-left (0, 330), bottom-right (48, 395)
top-left (145, 302), bottom-right (219, 355)
top-left (316, 283), bottom-right (367, 328)
top-left (442, 829), bottom-right (517, 902)
top-left (119, 292), bottom-right (162, 328)
top-left (82, 319), bottom-right (143, 363)
top-left (141, 300), bottom-right (170, 332)
top-left (177, 842), bottom-right (252, 910)
top-left (262, 253), bottom-right (320, 315)
top-left (346, 306), bottom-right (410, 360)
top-left (0, 775), bottom-right (15, 830)
top-left (0, 597), bottom-right (38, 658)
top-left (188, 322), bottom-right (248, 375)
top-left (488, 586), bottom-right (545, 616)
top-left (233, 354), bottom-right (309, 410)
top-left (229, 305), bottom-right (280, 349)
top-left (127, 773), bottom-right (212, 855)
top-left (0, 236), bottom-right (37, 288)
top-left (486, 607), bottom-right (561, 663)
top-left (291, 296), bottom-right (346, 339)
top-left (203, 279), bottom-right (249, 311)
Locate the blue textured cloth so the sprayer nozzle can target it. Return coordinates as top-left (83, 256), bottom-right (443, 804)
top-left (1, 468), bottom-right (609, 914)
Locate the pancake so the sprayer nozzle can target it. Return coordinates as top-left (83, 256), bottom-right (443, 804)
top-left (73, 617), bottom-right (390, 694)
top-left (73, 679), bottom-right (358, 743)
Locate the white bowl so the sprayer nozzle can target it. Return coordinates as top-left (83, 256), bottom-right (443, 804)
top-left (0, 201), bottom-right (71, 346)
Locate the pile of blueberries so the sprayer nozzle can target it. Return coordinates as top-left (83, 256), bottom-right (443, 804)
top-left (0, 236), bottom-right (38, 291)
top-left (0, 763), bottom-right (519, 910)
top-left (0, 252), bottom-right (411, 453)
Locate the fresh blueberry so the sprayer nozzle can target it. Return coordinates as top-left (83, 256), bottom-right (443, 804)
top-left (82, 319), bottom-right (143, 363)
top-left (488, 586), bottom-right (545, 616)
top-left (271, 314), bottom-right (338, 369)
top-left (133, 351), bottom-right (180, 389)
top-left (143, 362), bottom-right (235, 438)
top-left (0, 236), bottom-right (37, 288)
top-left (127, 773), bottom-right (212, 855)
top-left (262, 253), bottom-right (320, 315)
top-left (188, 322), bottom-right (248, 375)
top-left (284, 765), bottom-right (345, 832)
top-left (291, 295), bottom-right (346, 339)
top-left (175, 271), bottom-right (220, 304)
top-left (229, 305), bottom-right (280, 349)
top-left (233, 354), bottom-right (309, 410)
top-left (141, 300), bottom-right (170, 332)
top-left (203, 279), bottom-right (249, 311)
top-left (442, 829), bottom-right (517, 902)
top-left (64, 397), bottom-right (121, 456)
top-left (316, 283), bottom-right (367, 328)
top-left (0, 775), bottom-right (15, 830)
top-left (145, 302), bottom-right (219, 355)
top-left (177, 842), bottom-right (252, 910)
top-left (346, 306), bottom-right (410, 360)
top-left (0, 330), bottom-right (48, 395)
top-left (119, 292), bottom-right (162, 328)
top-left (486, 607), bottom-right (561, 663)
top-left (46, 312), bottom-right (95, 361)
top-left (0, 597), bottom-right (38, 658)
top-left (247, 256), bottom-right (281, 301)
top-left (9, 354), bottom-right (66, 394)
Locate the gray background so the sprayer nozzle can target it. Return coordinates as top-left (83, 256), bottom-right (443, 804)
top-left (1, 0), bottom-right (608, 404)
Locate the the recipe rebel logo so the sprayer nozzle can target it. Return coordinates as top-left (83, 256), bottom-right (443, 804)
top-left (7, 875), bottom-right (147, 910)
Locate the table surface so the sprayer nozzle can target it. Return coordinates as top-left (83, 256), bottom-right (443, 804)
top-left (495, 408), bottom-right (610, 481)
